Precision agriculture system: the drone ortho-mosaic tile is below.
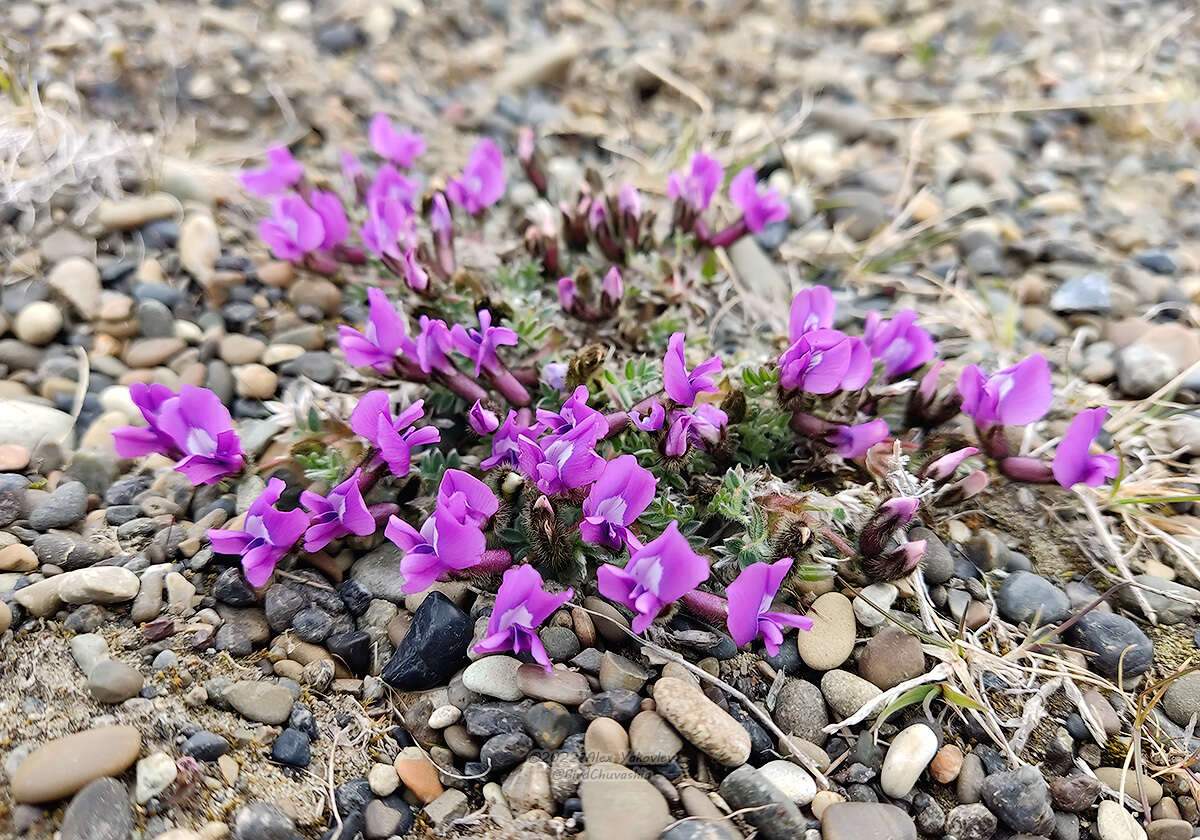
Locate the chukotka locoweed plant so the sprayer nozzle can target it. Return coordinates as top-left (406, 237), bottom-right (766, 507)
top-left (111, 126), bottom-right (1124, 666)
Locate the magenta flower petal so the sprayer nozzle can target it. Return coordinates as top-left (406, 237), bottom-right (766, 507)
top-left (388, 505), bottom-right (487, 594)
top-left (437, 469), bottom-right (498, 529)
top-left (468, 401), bottom-right (500, 435)
top-left (580, 455), bottom-right (657, 549)
top-left (958, 354), bottom-right (1053, 428)
top-left (788, 286), bottom-right (836, 342)
top-left (729, 167), bottom-right (788, 233)
top-left (1052, 407), bottom-right (1119, 488)
top-left (726, 558), bottom-right (814, 655)
top-left (368, 114), bottom-right (426, 168)
top-left (557, 276), bottom-right (577, 310)
top-left (451, 309), bottom-right (518, 377)
top-left (667, 153), bottom-right (723, 213)
top-left (241, 145), bottom-right (303, 197)
top-left (259, 194), bottom-right (325, 262)
top-left (351, 393), bottom-right (439, 477)
top-left (863, 310), bottom-right (935, 378)
top-left (597, 521), bottom-right (710, 634)
top-left (481, 411), bottom-right (543, 471)
top-left (301, 468), bottom-right (376, 552)
top-left (630, 402), bottom-right (666, 432)
top-left (619, 183), bottom-right (642, 219)
top-left (308, 190), bottom-right (349, 251)
top-left (338, 287), bottom-right (411, 374)
top-left (208, 477), bottom-right (307, 587)
top-left (826, 418), bottom-right (890, 458)
top-left (446, 138), bottom-right (506, 215)
top-left (473, 565), bottom-right (573, 672)
top-left (779, 328), bottom-right (873, 394)
top-left (663, 332), bottom-right (722, 407)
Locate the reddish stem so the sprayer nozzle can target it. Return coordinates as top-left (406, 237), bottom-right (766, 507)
top-left (449, 549), bottom-right (514, 580)
top-left (1000, 457), bottom-right (1055, 483)
top-left (488, 365), bottom-right (532, 406)
top-left (435, 369), bottom-right (490, 404)
top-left (707, 218), bottom-right (749, 249)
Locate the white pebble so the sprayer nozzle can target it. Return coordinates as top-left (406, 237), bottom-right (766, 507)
top-left (853, 582), bottom-right (897, 627)
top-left (428, 704), bottom-right (462, 729)
top-left (880, 723), bottom-right (939, 797)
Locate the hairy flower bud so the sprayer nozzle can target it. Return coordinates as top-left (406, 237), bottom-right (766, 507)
top-left (858, 497), bottom-right (920, 558)
top-left (860, 539), bottom-right (925, 582)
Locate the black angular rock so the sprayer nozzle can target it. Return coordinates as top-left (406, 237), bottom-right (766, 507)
top-left (524, 701), bottom-right (574, 750)
top-left (291, 606), bottom-right (333, 643)
top-left (728, 702), bottom-right (773, 762)
top-left (289, 703), bottom-right (320, 742)
top-left (333, 778), bottom-right (373, 816)
top-left (232, 801), bottom-right (302, 840)
top-left (326, 630), bottom-right (372, 676)
top-left (380, 592), bottom-right (471, 689)
top-left (1063, 612), bottom-right (1153, 678)
top-left (996, 571), bottom-right (1070, 626)
top-left (272, 728), bottom-right (311, 767)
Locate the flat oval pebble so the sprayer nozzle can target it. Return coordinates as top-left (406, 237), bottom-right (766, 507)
top-left (59, 567), bottom-right (141, 604)
top-left (12, 725), bottom-right (142, 803)
top-left (796, 591), bottom-right (855, 670)
top-left (515, 663), bottom-right (591, 705)
top-left (853, 582), bottom-right (897, 627)
top-left (757, 759), bottom-right (817, 805)
top-left (821, 802), bottom-right (917, 840)
top-left (580, 762), bottom-right (672, 840)
top-left (1097, 801), bottom-right (1147, 840)
top-left (880, 723), bottom-right (939, 797)
top-left (652, 677), bottom-right (751, 767)
top-left (820, 669), bottom-right (882, 719)
top-left (462, 655), bottom-right (523, 701)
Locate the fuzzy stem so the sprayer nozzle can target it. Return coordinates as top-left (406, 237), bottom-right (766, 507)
top-left (999, 456), bottom-right (1055, 483)
top-left (450, 549), bottom-right (513, 579)
top-left (487, 365), bottom-right (532, 406)
top-left (435, 368), bottom-right (490, 404)
top-left (681, 589), bottom-right (729, 624)
top-left (707, 217), bottom-right (749, 249)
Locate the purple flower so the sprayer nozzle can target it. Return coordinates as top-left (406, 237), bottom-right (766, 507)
top-left (826, 418), bottom-right (890, 458)
top-left (789, 286), bottom-right (836, 342)
top-left (619, 183), bottom-right (642, 219)
top-left (341, 150), bottom-right (364, 184)
top-left (557, 276), bottom-right (577, 310)
top-left (630, 402), bottom-right (666, 432)
top-left (729, 167), bottom-right (788, 233)
top-left (430, 192), bottom-right (452, 241)
top-left (542, 362), bottom-right (567, 391)
top-left (581, 455), bottom-right (656, 550)
top-left (208, 478), bottom-right (309, 587)
top-left (451, 309), bottom-right (518, 376)
top-left (667, 153), bottom-right (723, 213)
top-left (957, 354), bottom-right (1053, 429)
top-left (468, 401), bottom-right (500, 435)
top-left (113, 384), bottom-right (245, 485)
top-left (259, 195), bottom-right (324, 262)
top-left (602, 267), bottom-right (623, 304)
top-left (663, 332), bottom-right (722, 407)
top-left (401, 247), bottom-right (429, 292)
top-left (588, 200), bottom-right (607, 230)
top-left (368, 114), bottom-right (426, 168)
top-left (864, 310), bottom-right (935, 378)
top-left (516, 416), bottom-right (607, 496)
top-left (308, 190), bottom-right (349, 251)
top-left (386, 504), bottom-right (486, 595)
top-left (446, 138), bottom-right (506, 215)
top-left (111, 383), bottom-right (182, 458)
top-left (779, 329), bottom-right (873, 394)
top-left (436, 469), bottom-right (498, 529)
top-left (300, 468), bottom-right (377, 552)
top-left (473, 564), bottom-right (573, 672)
top-left (361, 196), bottom-right (415, 259)
top-left (726, 558), bottom-right (815, 655)
top-left (241, 145), bottom-right (303, 197)
top-left (536, 386), bottom-right (604, 436)
top-left (350, 392), bottom-right (440, 477)
top-left (664, 404), bottom-right (727, 457)
top-left (367, 164), bottom-right (419, 210)
top-left (1052, 407), bottom-right (1119, 489)
top-left (482, 410), bottom-right (543, 470)
top-left (412, 316), bottom-right (456, 375)
top-left (338, 287), bottom-right (412, 374)
top-left (596, 521), bottom-right (710, 634)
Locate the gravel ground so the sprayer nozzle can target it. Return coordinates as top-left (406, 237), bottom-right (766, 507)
top-left (1, 1), bottom-right (1200, 840)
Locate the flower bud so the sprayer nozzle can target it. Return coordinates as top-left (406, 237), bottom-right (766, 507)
top-left (920, 446), bottom-right (979, 482)
top-left (861, 539), bottom-right (925, 582)
top-left (858, 497), bottom-right (920, 558)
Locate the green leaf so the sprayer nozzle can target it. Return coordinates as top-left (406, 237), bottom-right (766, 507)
top-left (940, 684), bottom-right (985, 711)
top-left (874, 685), bottom-right (940, 729)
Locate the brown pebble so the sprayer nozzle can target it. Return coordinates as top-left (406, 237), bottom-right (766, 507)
top-left (394, 746), bottom-right (444, 804)
top-left (11, 726), bottom-right (142, 803)
top-left (571, 606), bottom-right (596, 646)
top-left (929, 744), bottom-right (964, 783)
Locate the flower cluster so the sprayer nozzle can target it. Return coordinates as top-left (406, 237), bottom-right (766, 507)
top-left (188, 124), bottom-right (1131, 668)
